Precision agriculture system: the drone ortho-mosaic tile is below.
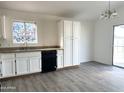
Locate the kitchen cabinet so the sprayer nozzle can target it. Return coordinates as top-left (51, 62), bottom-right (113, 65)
top-left (58, 20), bottom-right (80, 67)
top-left (1, 53), bottom-right (15, 77)
top-left (16, 52), bottom-right (41, 75)
top-left (29, 57), bottom-right (41, 72)
top-left (16, 53), bottom-right (29, 75)
top-left (63, 20), bottom-right (73, 67)
top-left (57, 50), bottom-right (63, 69)
top-left (29, 52), bottom-right (41, 73)
top-left (0, 49), bottom-right (64, 78)
top-left (72, 21), bottom-right (80, 65)
top-left (16, 57), bottom-right (29, 75)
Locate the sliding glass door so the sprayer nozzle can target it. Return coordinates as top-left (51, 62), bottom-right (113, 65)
top-left (113, 25), bottom-right (124, 67)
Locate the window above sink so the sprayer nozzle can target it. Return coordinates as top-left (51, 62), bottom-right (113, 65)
top-left (12, 21), bottom-right (38, 44)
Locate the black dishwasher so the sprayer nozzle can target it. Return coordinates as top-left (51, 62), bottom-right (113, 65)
top-left (42, 50), bottom-right (57, 73)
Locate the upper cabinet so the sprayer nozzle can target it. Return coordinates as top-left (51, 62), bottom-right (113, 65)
top-left (64, 21), bottom-right (73, 38)
top-left (58, 20), bottom-right (81, 67)
top-left (73, 21), bottom-right (81, 39)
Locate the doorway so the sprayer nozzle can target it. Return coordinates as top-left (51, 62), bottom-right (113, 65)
top-left (113, 25), bottom-right (124, 67)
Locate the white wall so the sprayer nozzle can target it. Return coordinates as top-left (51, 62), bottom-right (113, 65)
top-left (80, 21), bottom-right (95, 63)
top-left (94, 6), bottom-right (124, 65)
top-left (0, 9), bottom-right (59, 47)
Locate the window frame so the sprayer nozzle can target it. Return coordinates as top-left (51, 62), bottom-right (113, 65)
top-left (12, 20), bottom-right (38, 45)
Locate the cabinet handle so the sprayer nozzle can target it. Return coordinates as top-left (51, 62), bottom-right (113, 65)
top-left (11, 60), bottom-right (13, 75)
top-left (54, 66), bottom-right (57, 68)
top-left (15, 60), bottom-right (17, 75)
top-left (39, 58), bottom-right (41, 69)
top-left (0, 62), bottom-right (2, 77)
top-left (28, 59), bottom-right (30, 72)
top-left (61, 56), bottom-right (63, 67)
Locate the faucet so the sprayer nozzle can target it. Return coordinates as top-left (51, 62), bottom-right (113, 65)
top-left (21, 42), bottom-right (28, 50)
top-left (22, 42), bottom-right (28, 47)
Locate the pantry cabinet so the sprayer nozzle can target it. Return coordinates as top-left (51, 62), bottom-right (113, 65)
top-left (58, 20), bottom-right (80, 67)
top-left (72, 21), bottom-right (80, 65)
top-left (63, 21), bottom-right (73, 67)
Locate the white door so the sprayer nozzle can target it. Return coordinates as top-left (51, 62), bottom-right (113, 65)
top-left (29, 57), bottom-right (41, 73)
top-left (16, 57), bottom-right (29, 75)
top-left (64, 20), bottom-right (73, 67)
top-left (72, 21), bottom-right (80, 65)
top-left (57, 50), bottom-right (63, 68)
top-left (2, 58), bottom-right (15, 77)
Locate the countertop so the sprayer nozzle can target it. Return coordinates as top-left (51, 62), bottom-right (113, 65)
top-left (0, 46), bottom-right (64, 53)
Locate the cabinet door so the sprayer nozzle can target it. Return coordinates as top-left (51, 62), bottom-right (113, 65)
top-left (72, 21), bottom-right (80, 65)
top-left (73, 21), bottom-right (80, 39)
top-left (2, 58), bottom-right (15, 77)
top-left (58, 20), bottom-right (64, 48)
top-left (57, 50), bottom-right (63, 69)
top-left (64, 21), bottom-right (73, 67)
top-left (73, 38), bottom-right (80, 65)
top-left (64, 20), bottom-right (73, 38)
top-left (16, 57), bottom-right (29, 75)
top-left (29, 57), bottom-right (41, 73)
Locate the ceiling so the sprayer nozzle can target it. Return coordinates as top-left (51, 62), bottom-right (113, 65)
top-left (0, 1), bottom-right (124, 21)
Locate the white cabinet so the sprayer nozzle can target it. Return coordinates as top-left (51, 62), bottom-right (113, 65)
top-left (29, 52), bottom-right (41, 73)
top-left (16, 53), bottom-right (29, 75)
top-left (29, 57), bottom-right (41, 72)
top-left (29, 52), bottom-right (42, 73)
top-left (57, 50), bottom-right (63, 69)
top-left (63, 21), bottom-right (73, 67)
top-left (1, 53), bottom-right (15, 77)
top-left (58, 20), bottom-right (80, 67)
top-left (72, 21), bottom-right (80, 65)
top-left (16, 58), bottom-right (29, 75)
top-left (16, 52), bottom-right (41, 75)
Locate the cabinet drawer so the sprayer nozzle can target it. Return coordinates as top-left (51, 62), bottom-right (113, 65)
top-left (28, 52), bottom-right (41, 57)
top-left (0, 53), bottom-right (15, 59)
top-left (16, 52), bottom-right (41, 58)
top-left (57, 50), bottom-right (63, 55)
top-left (16, 53), bottom-right (29, 58)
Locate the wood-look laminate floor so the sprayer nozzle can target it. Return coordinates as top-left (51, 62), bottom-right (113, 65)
top-left (1, 62), bottom-right (124, 92)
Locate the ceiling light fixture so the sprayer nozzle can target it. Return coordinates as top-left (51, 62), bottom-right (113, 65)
top-left (100, 1), bottom-right (118, 20)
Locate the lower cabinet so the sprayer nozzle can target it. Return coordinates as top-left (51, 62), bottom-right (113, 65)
top-left (16, 57), bottom-right (29, 75)
top-left (0, 50), bottom-right (65, 78)
top-left (29, 57), bottom-right (41, 73)
top-left (2, 59), bottom-right (15, 77)
top-left (0, 52), bottom-right (42, 78)
top-left (57, 50), bottom-right (64, 69)
top-left (16, 52), bottom-right (41, 75)
top-left (0, 53), bottom-right (15, 77)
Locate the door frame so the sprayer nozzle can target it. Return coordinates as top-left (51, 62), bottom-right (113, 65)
top-left (112, 24), bottom-right (124, 68)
